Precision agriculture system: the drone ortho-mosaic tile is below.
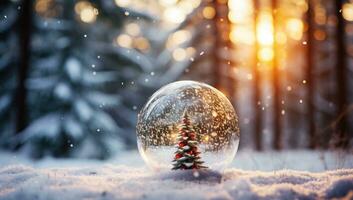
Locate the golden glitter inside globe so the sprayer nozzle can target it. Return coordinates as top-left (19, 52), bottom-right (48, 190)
top-left (136, 81), bottom-right (240, 171)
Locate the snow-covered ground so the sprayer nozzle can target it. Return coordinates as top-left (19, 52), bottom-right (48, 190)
top-left (0, 150), bottom-right (353, 199)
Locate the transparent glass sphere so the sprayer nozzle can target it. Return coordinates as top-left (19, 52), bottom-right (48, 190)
top-left (136, 81), bottom-right (240, 172)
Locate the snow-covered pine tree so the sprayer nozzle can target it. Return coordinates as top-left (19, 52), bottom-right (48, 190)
top-left (19, 0), bottom-right (153, 158)
top-left (172, 112), bottom-right (207, 170)
top-left (0, 1), bottom-right (20, 148)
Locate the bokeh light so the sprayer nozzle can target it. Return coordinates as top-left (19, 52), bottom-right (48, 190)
top-left (166, 30), bottom-right (191, 50)
top-left (314, 30), bottom-right (326, 41)
top-left (256, 11), bottom-right (274, 46)
top-left (173, 48), bottom-right (187, 61)
top-left (75, 1), bottom-right (98, 23)
top-left (134, 37), bottom-right (150, 51)
top-left (258, 47), bottom-right (274, 62)
top-left (342, 3), bottom-right (353, 21)
top-left (203, 6), bottom-right (216, 19)
top-left (228, 0), bottom-right (253, 23)
top-left (126, 23), bottom-right (141, 37)
top-left (230, 26), bottom-right (255, 45)
top-left (285, 18), bottom-right (304, 41)
top-left (314, 5), bottom-right (326, 25)
top-left (116, 34), bottom-right (132, 48)
top-left (276, 31), bottom-right (287, 44)
top-left (114, 0), bottom-right (130, 7)
top-left (163, 7), bottom-right (186, 24)
top-left (158, 0), bottom-right (177, 7)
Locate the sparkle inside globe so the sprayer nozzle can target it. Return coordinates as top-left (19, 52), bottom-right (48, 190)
top-left (136, 81), bottom-right (240, 171)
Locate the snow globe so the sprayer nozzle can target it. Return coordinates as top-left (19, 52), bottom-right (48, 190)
top-left (136, 81), bottom-right (240, 172)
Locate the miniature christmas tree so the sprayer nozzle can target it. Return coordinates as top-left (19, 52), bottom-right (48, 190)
top-left (172, 112), bottom-right (207, 170)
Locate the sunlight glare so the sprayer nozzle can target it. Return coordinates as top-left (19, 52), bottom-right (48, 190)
top-left (258, 47), bottom-right (274, 62)
top-left (285, 18), bottom-right (304, 41)
top-left (179, 1), bottom-right (195, 15)
top-left (256, 11), bottom-right (274, 46)
top-left (159, 0), bottom-right (177, 7)
top-left (228, 0), bottom-right (252, 23)
top-left (230, 26), bottom-right (255, 45)
top-left (276, 32), bottom-right (287, 44)
top-left (228, 0), bottom-right (254, 45)
top-left (190, 0), bottom-right (201, 9)
top-left (296, 0), bottom-right (308, 13)
top-left (163, 7), bottom-right (186, 24)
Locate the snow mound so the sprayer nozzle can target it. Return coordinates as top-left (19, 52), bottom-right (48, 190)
top-left (0, 165), bottom-right (352, 200)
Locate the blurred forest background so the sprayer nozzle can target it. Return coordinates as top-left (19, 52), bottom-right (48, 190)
top-left (0, 0), bottom-right (352, 159)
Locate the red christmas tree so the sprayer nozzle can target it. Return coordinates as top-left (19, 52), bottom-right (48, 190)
top-left (172, 112), bottom-right (207, 170)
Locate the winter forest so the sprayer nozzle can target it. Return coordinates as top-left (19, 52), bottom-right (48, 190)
top-left (0, 0), bottom-right (353, 199)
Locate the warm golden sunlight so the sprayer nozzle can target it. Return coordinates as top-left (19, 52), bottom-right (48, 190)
top-left (256, 11), bottom-right (274, 46)
top-left (1, 0), bottom-right (352, 199)
top-left (285, 18), bottom-right (304, 40)
top-left (228, 0), bottom-right (254, 45)
top-left (227, 0), bottom-right (307, 64)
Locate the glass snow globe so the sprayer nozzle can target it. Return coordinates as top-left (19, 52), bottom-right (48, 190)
top-left (136, 81), bottom-right (240, 172)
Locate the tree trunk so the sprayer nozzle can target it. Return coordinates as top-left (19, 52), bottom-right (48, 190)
top-left (253, 0), bottom-right (262, 151)
top-left (212, 0), bottom-right (222, 90)
top-left (271, 0), bottom-right (282, 150)
top-left (334, 0), bottom-right (348, 148)
top-left (211, 0), bottom-right (236, 103)
top-left (306, 0), bottom-right (316, 149)
top-left (16, 0), bottom-right (32, 133)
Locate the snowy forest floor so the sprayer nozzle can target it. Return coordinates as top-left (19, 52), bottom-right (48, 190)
top-left (1, 150), bottom-right (353, 200)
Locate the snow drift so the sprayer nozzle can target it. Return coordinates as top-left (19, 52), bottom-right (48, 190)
top-left (0, 164), bottom-right (352, 200)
